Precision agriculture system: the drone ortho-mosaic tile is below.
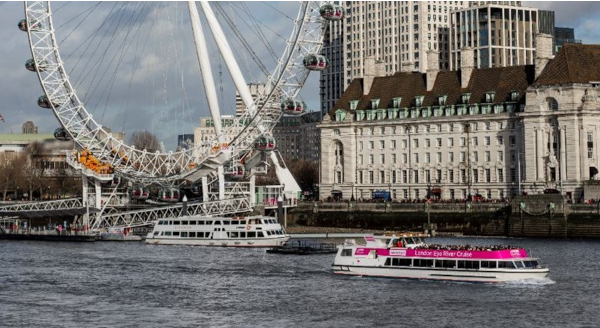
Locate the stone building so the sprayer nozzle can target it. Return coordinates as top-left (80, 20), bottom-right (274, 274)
top-left (319, 35), bottom-right (600, 202)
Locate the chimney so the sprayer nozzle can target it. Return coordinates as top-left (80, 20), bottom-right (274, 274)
top-left (363, 56), bottom-right (384, 95)
top-left (460, 47), bottom-right (475, 89)
top-left (401, 61), bottom-right (415, 73)
top-left (426, 50), bottom-right (439, 91)
top-left (535, 33), bottom-right (554, 80)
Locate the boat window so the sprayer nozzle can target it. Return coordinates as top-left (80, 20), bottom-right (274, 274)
top-left (223, 220), bottom-right (230, 225)
top-left (189, 221), bottom-right (196, 225)
top-left (198, 221), bottom-right (205, 225)
top-left (458, 260), bottom-right (480, 269)
top-left (498, 261), bottom-right (516, 269)
top-left (399, 258), bottom-right (412, 266)
top-left (262, 231), bottom-right (268, 237)
top-left (240, 232), bottom-right (246, 238)
top-left (189, 232), bottom-right (196, 238)
top-left (157, 220), bottom-right (164, 225)
top-left (385, 258), bottom-right (391, 266)
top-left (173, 221), bottom-right (180, 225)
top-left (342, 249), bottom-right (353, 257)
top-left (154, 231), bottom-right (159, 236)
top-left (173, 231), bottom-right (180, 236)
top-left (248, 231), bottom-right (256, 238)
top-left (514, 261), bottom-right (524, 268)
top-left (523, 260), bottom-right (538, 268)
top-left (480, 261), bottom-right (497, 268)
top-left (413, 259), bottom-right (433, 267)
top-left (164, 231), bottom-right (172, 236)
top-left (230, 231), bottom-right (238, 238)
top-left (232, 220), bottom-right (239, 225)
top-left (435, 259), bottom-right (456, 268)
top-left (215, 221), bottom-right (221, 225)
top-left (181, 232), bottom-right (188, 237)
top-left (181, 221), bottom-right (188, 225)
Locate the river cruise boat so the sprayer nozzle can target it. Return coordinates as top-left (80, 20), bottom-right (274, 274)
top-left (145, 215), bottom-right (289, 247)
top-left (332, 233), bottom-right (549, 283)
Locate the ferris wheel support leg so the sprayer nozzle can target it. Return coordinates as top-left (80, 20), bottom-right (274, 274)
top-left (202, 176), bottom-right (209, 203)
top-left (250, 175), bottom-right (256, 205)
top-left (218, 166), bottom-right (225, 201)
top-left (200, 2), bottom-right (260, 125)
top-left (269, 152), bottom-right (301, 201)
top-left (188, 1), bottom-right (224, 144)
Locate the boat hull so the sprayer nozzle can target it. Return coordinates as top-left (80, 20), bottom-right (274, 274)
top-left (146, 236), bottom-right (289, 247)
top-left (332, 265), bottom-right (549, 283)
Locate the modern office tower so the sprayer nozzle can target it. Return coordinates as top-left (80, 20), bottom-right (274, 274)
top-left (449, 2), bottom-right (538, 69)
top-left (320, 1), bottom-right (468, 115)
top-left (554, 27), bottom-right (581, 53)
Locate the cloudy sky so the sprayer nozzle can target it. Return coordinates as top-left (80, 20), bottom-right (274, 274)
top-left (0, 1), bottom-right (599, 151)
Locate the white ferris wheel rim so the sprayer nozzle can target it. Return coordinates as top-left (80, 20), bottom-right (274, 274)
top-left (23, 1), bottom-right (326, 184)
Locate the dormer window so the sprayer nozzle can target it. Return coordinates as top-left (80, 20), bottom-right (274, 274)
top-left (392, 97), bottom-right (402, 108)
top-left (355, 110), bottom-right (365, 121)
top-left (510, 90), bottom-right (519, 102)
top-left (485, 91), bottom-right (495, 103)
top-left (371, 98), bottom-right (380, 109)
top-left (438, 95), bottom-right (447, 106)
top-left (335, 109), bottom-right (346, 122)
top-left (461, 93), bottom-right (471, 104)
top-left (415, 96), bottom-right (424, 107)
top-left (349, 100), bottom-right (359, 110)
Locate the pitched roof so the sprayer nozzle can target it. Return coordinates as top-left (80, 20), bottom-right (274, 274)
top-left (330, 65), bottom-right (535, 115)
top-left (536, 44), bottom-right (600, 86)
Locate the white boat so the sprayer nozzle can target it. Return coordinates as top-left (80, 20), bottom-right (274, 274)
top-left (332, 233), bottom-right (549, 283)
top-left (145, 215), bottom-right (289, 247)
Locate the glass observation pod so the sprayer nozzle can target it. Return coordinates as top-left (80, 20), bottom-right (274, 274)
top-left (281, 98), bottom-right (305, 116)
top-left (18, 18), bottom-right (41, 32)
top-left (53, 127), bottom-right (71, 141)
top-left (303, 54), bottom-right (329, 71)
top-left (25, 59), bottom-right (48, 72)
top-left (254, 136), bottom-right (276, 151)
top-left (130, 186), bottom-right (149, 200)
top-left (225, 164), bottom-right (245, 180)
top-left (158, 188), bottom-right (180, 203)
top-left (320, 4), bottom-right (344, 21)
top-left (37, 95), bottom-right (64, 109)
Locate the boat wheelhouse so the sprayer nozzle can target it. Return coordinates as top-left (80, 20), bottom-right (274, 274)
top-left (332, 233), bottom-right (549, 283)
top-left (145, 215), bottom-right (289, 247)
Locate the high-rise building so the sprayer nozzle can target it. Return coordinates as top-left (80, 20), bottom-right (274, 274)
top-left (272, 111), bottom-right (321, 166)
top-left (554, 27), bottom-right (581, 53)
top-left (449, 2), bottom-right (538, 69)
top-left (321, 1), bottom-right (468, 115)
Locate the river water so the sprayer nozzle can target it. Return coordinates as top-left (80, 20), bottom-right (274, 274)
top-left (0, 237), bottom-right (598, 328)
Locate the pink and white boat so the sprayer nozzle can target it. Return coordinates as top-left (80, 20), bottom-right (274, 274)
top-left (332, 233), bottom-right (549, 283)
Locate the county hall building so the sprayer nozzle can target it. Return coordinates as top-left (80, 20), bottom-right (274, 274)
top-left (319, 35), bottom-right (600, 202)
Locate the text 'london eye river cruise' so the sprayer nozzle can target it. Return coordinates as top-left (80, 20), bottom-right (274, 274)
top-left (332, 233), bottom-right (549, 283)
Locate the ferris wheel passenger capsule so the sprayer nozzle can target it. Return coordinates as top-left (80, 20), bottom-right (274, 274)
top-left (254, 136), bottom-right (276, 151)
top-left (37, 95), bottom-right (63, 109)
top-left (53, 127), bottom-right (71, 141)
top-left (320, 4), bottom-right (344, 21)
top-left (281, 98), bottom-right (305, 116)
top-left (18, 19), bottom-right (41, 32)
top-left (25, 58), bottom-right (47, 72)
top-left (303, 54), bottom-right (329, 71)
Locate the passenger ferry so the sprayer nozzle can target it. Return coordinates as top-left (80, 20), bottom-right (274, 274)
top-left (145, 215), bottom-right (289, 247)
top-left (332, 233), bottom-right (549, 283)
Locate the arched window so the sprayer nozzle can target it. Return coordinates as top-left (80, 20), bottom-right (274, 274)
top-left (546, 97), bottom-right (559, 111)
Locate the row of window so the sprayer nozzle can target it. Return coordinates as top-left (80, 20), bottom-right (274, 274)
top-left (349, 121), bottom-right (516, 135)
top-left (382, 258), bottom-right (540, 269)
top-left (156, 218), bottom-right (278, 226)
top-left (358, 135), bottom-right (514, 149)
top-left (355, 167), bottom-right (516, 184)
top-left (155, 230), bottom-right (285, 238)
top-left (358, 150), bottom-right (516, 166)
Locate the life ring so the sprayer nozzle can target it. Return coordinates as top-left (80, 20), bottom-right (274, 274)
top-left (246, 225), bottom-right (251, 230)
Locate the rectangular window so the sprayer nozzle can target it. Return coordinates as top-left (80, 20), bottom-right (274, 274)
top-left (472, 137), bottom-right (478, 146)
top-left (436, 152), bottom-right (442, 163)
top-left (460, 152), bottom-right (466, 162)
top-left (414, 171), bottom-right (419, 183)
top-left (369, 154), bottom-right (374, 164)
top-left (380, 171), bottom-right (385, 183)
top-left (403, 153), bottom-right (408, 163)
top-left (510, 168), bottom-right (516, 182)
top-left (403, 170), bottom-right (408, 183)
top-left (497, 136), bottom-right (504, 146)
top-left (359, 141), bottom-right (363, 150)
top-left (369, 141), bottom-right (374, 150)
top-left (509, 136), bottom-right (516, 146)
top-left (498, 168), bottom-right (504, 182)
top-left (588, 132), bottom-right (594, 159)
top-left (380, 140), bottom-right (385, 149)
top-left (448, 138), bottom-right (454, 147)
top-left (473, 169), bottom-right (479, 183)
top-left (402, 139), bottom-right (408, 148)
top-left (414, 153), bottom-right (419, 163)
top-left (380, 154), bottom-right (385, 164)
top-left (449, 169), bottom-right (454, 183)
top-left (498, 151), bottom-right (504, 161)
top-left (436, 138), bottom-right (442, 147)
top-left (485, 169), bottom-right (491, 182)
top-left (485, 151), bottom-right (491, 162)
top-left (485, 136), bottom-right (490, 146)
top-left (510, 150), bottom-right (516, 162)
top-left (413, 139), bottom-right (419, 148)
top-left (369, 171), bottom-right (374, 183)
top-left (459, 137), bottom-right (465, 147)
top-left (392, 154), bottom-right (397, 164)
top-left (359, 155), bottom-right (363, 165)
top-left (425, 139), bottom-right (431, 148)
top-left (449, 152), bottom-right (454, 162)
top-left (425, 153), bottom-right (431, 163)
top-left (391, 140), bottom-right (397, 149)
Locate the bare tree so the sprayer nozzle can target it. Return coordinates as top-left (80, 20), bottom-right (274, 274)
top-left (288, 159), bottom-right (318, 193)
top-left (0, 152), bottom-right (27, 200)
top-left (130, 131), bottom-right (161, 153)
top-left (255, 164), bottom-right (279, 185)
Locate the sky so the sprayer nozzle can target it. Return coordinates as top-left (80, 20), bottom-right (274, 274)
top-left (0, 1), bottom-right (599, 151)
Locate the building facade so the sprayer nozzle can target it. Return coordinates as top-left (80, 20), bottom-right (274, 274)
top-left (319, 36), bottom-right (600, 203)
top-left (272, 111), bottom-right (321, 166)
top-left (449, 2), bottom-right (538, 69)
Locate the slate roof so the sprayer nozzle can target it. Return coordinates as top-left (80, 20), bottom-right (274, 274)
top-left (535, 43), bottom-right (600, 86)
top-left (330, 43), bottom-right (600, 116)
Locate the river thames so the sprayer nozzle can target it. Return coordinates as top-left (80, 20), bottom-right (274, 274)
top-left (0, 237), bottom-right (598, 328)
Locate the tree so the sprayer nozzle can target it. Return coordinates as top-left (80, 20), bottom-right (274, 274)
top-left (0, 152), bottom-right (27, 200)
top-left (288, 159), bottom-right (318, 193)
top-left (130, 131), bottom-right (161, 153)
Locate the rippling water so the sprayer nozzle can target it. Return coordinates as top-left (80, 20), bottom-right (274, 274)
top-left (0, 237), bottom-right (599, 328)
